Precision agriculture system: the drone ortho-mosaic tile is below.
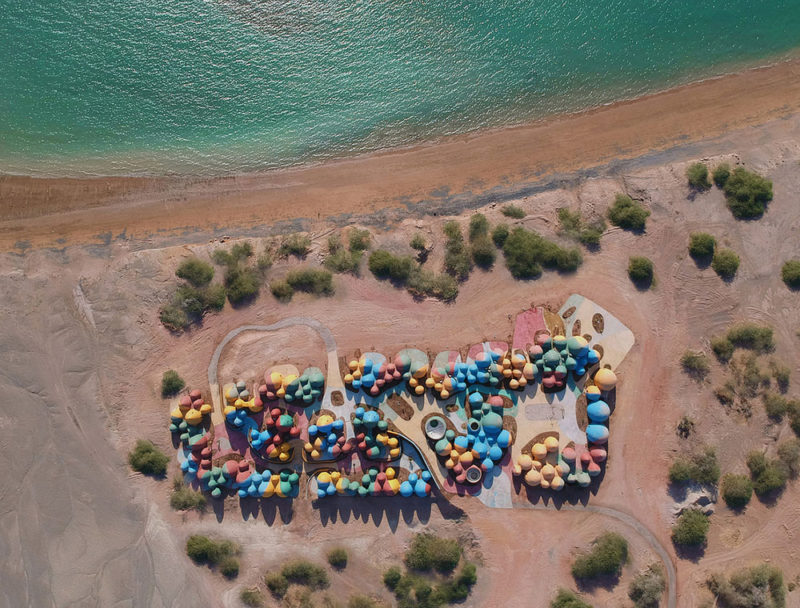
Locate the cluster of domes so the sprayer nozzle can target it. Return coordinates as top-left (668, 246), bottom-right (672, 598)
top-left (249, 408), bottom-right (301, 461)
top-left (303, 414), bottom-right (351, 461)
top-left (315, 468), bottom-right (431, 498)
top-left (169, 389), bottom-right (213, 431)
top-left (257, 367), bottom-right (325, 405)
top-left (344, 356), bottom-right (403, 395)
top-left (352, 407), bottom-right (401, 460)
top-left (584, 382), bottom-right (613, 444)
top-left (236, 467), bottom-right (300, 499)
top-left (432, 393), bottom-right (511, 485)
top-left (224, 380), bottom-right (264, 426)
top-left (528, 333), bottom-right (600, 391)
top-left (513, 435), bottom-right (568, 490)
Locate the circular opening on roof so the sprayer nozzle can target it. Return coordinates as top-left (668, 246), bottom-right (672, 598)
top-left (425, 416), bottom-right (447, 441)
top-left (468, 420), bottom-right (481, 432)
top-left (465, 466), bottom-right (483, 484)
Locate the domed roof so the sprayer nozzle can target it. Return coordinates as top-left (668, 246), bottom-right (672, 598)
top-left (544, 436), bottom-right (559, 451)
top-left (543, 349), bottom-right (562, 365)
top-left (586, 424), bottom-right (610, 443)
top-left (594, 368), bottom-right (618, 391)
top-left (481, 411), bottom-right (503, 430)
top-left (532, 443), bottom-right (547, 459)
top-left (587, 401), bottom-right (611, 422)
top-left (585, 385), bottom-right (602, 400)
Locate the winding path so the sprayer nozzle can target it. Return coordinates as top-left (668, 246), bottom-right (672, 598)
top-left (206, 318), bottom-right (677, 608)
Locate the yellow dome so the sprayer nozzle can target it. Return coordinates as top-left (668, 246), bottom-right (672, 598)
top-left (348, 360), bottom-right (359, 371)
top-left (574, 335), bottom-right (588, 347)
top-left (551, 476), bottom-right (565, 490)
top-left (524, 469), bottom-right (542, 486)
top-left (544, 436), bottom-right (559, 452)
top-left (541, 464), bottom-right (556, 480)
top-left (413, 364), bottom-right (429, 379)
top-left (344, 373), bottom-right (354, 384)
top-left (532, 443), bottom-right (547, 459)
top-left (585, 385), bottom-right (601, 397)
top-left (318, 472), bottom-right (331, 484)
top-left (415, 385), bottom-right (425, 395)
top-left (170, 407), bottom-right (184, 419)
top-left (386, 467), bottom-right (396, 479)
top-left (532, 459), bottom-right (543, 470)
top-left (509, 379), bottom-right (519, 390)
top-left (594, 368), bottom-right (618, 391)
top-left (440, 389), bottom-right (450, 399)
top-left (518, 454), bottom-right (533, 471)
top-left (518, 376), bottom-right (528, 387)
top-left (553, 334), bottom-right (566, 341)
top-left (425, 377), bottom-right (435, 388)
top-left (317, 414), bottom-right (334, 426)
top-left (184, 409), bottom-right (202, 425)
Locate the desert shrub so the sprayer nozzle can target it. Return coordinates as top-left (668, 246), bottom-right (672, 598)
top-left (470, 236), bottom-right (496, 268)
top-left (406, 268), bottom-right (459, 301)
top-left (571, 532), bottom-right (628, 580)
top-left (747, 451), bottom-right (788, 497)
top-left (185, 535), bottom-right (238, 566)
top-left (777, 438), bottom-right (800, 477)
top-left (781, 260), bottom-right (800, 289)
top-left (687, 162), bottom-right (711, 190)
top-left (628, 563), bottom-right (665, 608)
top-left (240, 587), bottom-right (265, 607)
top-left (285, 268), bottom-right (334, 296)
top-left (224, 266), bottom-right (260, 305)
top-left (278, 234), bottom-right (312, 258)
top-left (551, 589), bottom-right (593, 608)
top-left (383, 566), bottom-right (403, 591)
top-left (501, 204), bottom-right (525, 219)
top-left (669, 447), bottom-right (720, 486)
top-left (410, 233), bottom-right (427, 251)
top-left (727, 323), bottom-right (774, 353)
top-left (347, 595), bottom-right (383, 608)
top-left (176, 258), bottom-right (215, 287)
top-left (677, 415), bottom-right (695, 439)
top-left (706, 563), bottom-right (785, 608)
top-left (627, 256), bottom-right (654, 287)
top-left (671, 509), bottom-right (709, 546)
top-left (265, 572), bottom-right (289, 598)
top-left (607, 194), bottom-right (650, 231)
top-left (720, 473), bottom-right (753, 509)
top-left (270, 279), bottom-right (294, 302)
top-left (468, 213), bottom-right (489, 241)
top-left (212, 242), bottom-right (253, 267)
top-left (503, 227), bottom-right (582, 279)
top-left (763, 392), bottom-right (789, 419)
top-left (442, 221), bottom-right (472, 280)
top-left (256, 251), bottom-right (273, 272)
top-left (712, 248), bottom-right (740, 279)
top-left (219, 556), bottom-right (240, 579)
top-left (557, 208), bottom-right (605, 247)
top-left (491, 223), bottom-right (510, 247)
top-left (348, 229), bottom-right (371, 252)
top-left (769, 361), bottom-right (791, 393)
top-left (327, 547), bottom-right (348, 569)
top-left (203, 285), bottom-right (227, 311)
top-left (681, 350), bottom-right (710, 380)
top-left (324, 248), bottom-right (362, 274)
top-left (368, 250), bottom-right (415, 283)
top-left (723, 167), bottom-right (773, 219)
top-left (161, 369), bottom-right (185, 397)
top-left (281, 560), bottom-right (330, 589)
top-left (711, 336), bottom-right (735, 362)
top-left (712, 163), bottom-right (731, 188)
top-left (404, 533), bottom-right (461, 574)
top-left (128, 440), bottom-right (169, 476)
top-left (170, 478), bottom-right (207, 511)
top-left (159, 303), bottom-right (190, 331)
top-left (689, 232), bottom-right (716, 261)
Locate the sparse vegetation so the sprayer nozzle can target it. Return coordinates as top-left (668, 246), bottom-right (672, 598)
top-left (726, 323), bottom-right (774, 353)
top-left (285, 268), bottom-right (334, 296)
top-left (720, 473), bottom-right (753, 509)
top-left (160, 280), bottom-right (228, 331)
top-left (746, 451), bottom-right (788, 497)
top-left (327, 547), bottom-right (348, 569)
top-left (706, 563), bottom-right (785, 608)
top-left (777, 438), bottom-right (800, 478)
top-left (410, 233), bottom-right (427, 251)
top-left (185, 535), bottom-right (240, 575)
top-left (557, 208), bottom-right (606, 247)
top-left (551, 589), bottom-right (593, 608)
top-left (712, 163), bottom-right (731, 188)
top-left (347, 595), bottom-right (384, 608)
top-left (383, 566), bottom-right (403, 591)
top-left (468, 214), bottom-right (489, 241)
top-left (769, 360), bottom-right (791, 393)
top-left (161, 369), bottom-right (185, 397)
top-left (219, 556), bottom-right (240, 579)
top-left (404, 533), bottom-right (462, 574)
top-left (571, 532), bottom-right (628, 580)
top-left (369, 250), bottom-right (458, 301)
top-left (687, 162), bottom-right (711, 191)
top-left (257, 250), bottom-right (273, 272)
top-left (170, 477), bottom-right (207, 511)
top-left (176, 257), bottom-right (215, 287)
top-left (669, 446), bottom-right (720, 486)
top-left (224, 265), bottom-right (261, 305)
top-left (369, 250), bottom-right (416, 283)
top-left (607, 194), bottom-right (650, 231)
top-left (712, 248), bottom-right (740, 280)
top-left (677, 416), bottom-right (695, 439)
top-left (502, 226), bottom-right (582, 279)
top-left (627, 256), bottom-right (654, 287)
top-left (689, 232), bottom-right (716, 261)
top-left (711, 336), bottom-right (735, 363)
top-left (628, 563), bottom-right (666, 608)
top-left (467, 214), bottom-right (496, 268)
top-left (501, 204), bottom-right (526, 219)
top-left (280, 559), bottom-right (330, 589)
top-left (763, 392), bottom-right (789, 419)
top-left (491, 224), bottom-right (510, 247)
top-left (265, 571), bottom-right (290, 598)
top-left (128, 439), bottom-right (169, 476)
top-left (781, 260), bottom-right (800, 289)
top-left (671, 508), bottom-right (709, 546)
top-left (348, 229), bottom-right (371, 252)
top-left (681, 350), bottom-right (710, 380)
top-left (240, 587), bottom-right (265, 607)
top-left (442, 221), bottom-right (472, 280)
top-left (278, 234), bottom-right (312, 258)
top-left (270, 279), bottom-right (294, 301)
top-left (722, 167), bottom-right (773, 219)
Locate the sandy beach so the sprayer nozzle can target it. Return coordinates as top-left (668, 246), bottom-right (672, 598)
top-left (2, 58), bottom-right (800, 251)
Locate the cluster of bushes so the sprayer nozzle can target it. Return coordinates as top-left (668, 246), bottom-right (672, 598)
top-left (170, 477), bottom-right (207, 511)
top-left (607, 194), bottom-right (650, 231)
top-left (128, 439), bottom-right (169, 476)
top-left (713, 164), bottom-right (773, 219)
top-left (628, 563), bottom-right (666, 608)
top-left (746, 450), bottom-right (788, 498)
top-left (278, 233), bottom-right (312, 258)
top-left (491, 224), bottom-right (509, 247)
top-left (669, 447), bottom-right (720, 486)
top-left (680, 350), bottom-right (710, 380)
top-left (501, 204), bottom-right (526, 219)
top-left (185, 534), bottom-right (240, 578)
top-left (711, 323), bottom-right (774, 363)
top-left (442, 221), bottom-right (472, 280)
top-left (671, 508), bottom-right (709, 547)
top-left (627, 256), bottom-right (654, 288)
top-left (502, 226), bottom-right (582, 279)
top-left (686, 162), bottom-right (711, 191)
top-left (160, 369), bottom-right (185, 397)
top-left (570, 532), bottom-right (628, 580)
top-left (713, 353), bottom-right (773, 417)
top-left (557, 208), bottom-right (606, 247)
top-left (782, 260), bottom-right (800, 289)
top-left (720, 473), bottom-right (753, 509)
top-left (706, 563), bottom-right (785, 608)
top-left (368, 249), bottom-right (458, 301)
top-left (550, 589), bottom-right (592, 608)
top-left (160, 257), bottom-right (228, 331)
top-left (264, 559), bottom-right (331, 600)
top-left (271, 267), bottom-right (335, 301)
top-left (324, 229), bottom-right (371, 274)
top-left (468, 214), bottom-right (496, 268)
top-left (213, 242), bottom-right (265, 306)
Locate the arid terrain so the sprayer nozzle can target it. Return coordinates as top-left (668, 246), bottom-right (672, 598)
top-left (2, 79), bottom-right (800, 606)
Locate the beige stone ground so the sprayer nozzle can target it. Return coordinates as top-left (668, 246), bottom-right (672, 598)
top-left (2, 115), bottom-right (800, 606)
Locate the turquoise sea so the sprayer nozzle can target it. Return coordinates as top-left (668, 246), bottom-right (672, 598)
top-left (2, 0), bottom-right (800, 176)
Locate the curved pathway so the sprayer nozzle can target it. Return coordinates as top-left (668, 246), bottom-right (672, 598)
top-left (206, 318), bottom-right (677, 608)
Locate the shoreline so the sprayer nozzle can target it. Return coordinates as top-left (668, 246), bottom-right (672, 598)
top-left (2, 57), bottom-right (800, 250)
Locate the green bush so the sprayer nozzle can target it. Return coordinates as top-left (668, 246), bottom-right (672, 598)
top-left (185, 535), bottom-right (238, 566)
top-left (286, 268), bottom-right (334, 296)
top-left (628, 563), bottom-right (665, 608)
top-left (706, 563), bottom-right (785, 608)
top-left (442, 221), bottom-right (471, 280)
top-left (176, 258), bottom-right (215, 287)
top-left (627, 256), bottom-right (654, 287)
top-left (161, 369), bottom-right (185, 397)
top-left (278, 234), bottom-right (312, 258)
top-left (723, 167), bottom-right (773, 219)
top-left (671, 509), bottom-right (709, 546)
top-left (212, 242), bottom-right (253, 267)
top-left (470, 235), bottom-right (496, 268)
top-left (676, 416), bottom-right (695, 439)
top-left (257, 251), bottom-right (273, 272)
top-left (687, 162), bottom-right (711, 190)
top-left (347, 595), bottom-right (383, 608)
top-left (410, 233), bottom-right (427, 251)
top-left (689, 232), bottom-right (716, 261)
top-left (281, 560), bottom-right (330, 589)
top-left (170, 478), bottom-right (207, 511)
top-left (777, 438), bottom-right (800, 477)
top-left (404, 533), bottom-right (461, 574)
top-left (406, 268), bottom-right (459, 301)
top-left (747, 451), bottom-right (788, 497)
top-left (203, 284), bottom-right (227, 311)
top-left (570, 532), bottom-right (628, 580)
top-left (348, 229), bottom-right (371, 252)
top-left (219, 556), bottom-right (240, 579)
top-left (327, 547), bottom-right (348, 569)
top-left (711, 336), bottom-right (735, 362)
top-left (770, 360), bottom-right (791, 393)
top-left (502, 227), bottom-right (582, 279)
top-left (325, 248), bottom-right (362, 274)
top-left (491, 224), bottom-right (509, 247)
top-left (159, 303), bottom-right (190, 332)
top-left (712, 163), bottom-right (731, 188)
top-left (668, 447), bottom-right (719, 485)
top-left (712, 249), bottom-right (740, 279)
top-left (468, 213), bottom-right (489, 241)
top-left (681, 350), bottom-right (710, 380)
top-left (551, 589), bottom-right (593, 608)
top-left (763, 392), bottom-right (789, 419)
top-left (368, 250), bottom-right (415, 282)
top-left (781, 260), bottom-right (800, 289)
top-left (224, 266), bottom-right (260, 305)
top-left (383, 566), bottom-right (403, 591)
top-left (557, 208), bottom-right (605, 247)
top-left (501, 204), bottom-right (525, 219)
top-left (720, 473), bottom-right (753, 509)
top-left (270, 279), bottom-right (294, 301)
top-left (607, 194), bottom-right (650, 231)
top-left (128, 440), bottom-right (169, 476)
top-left (726, 323), bottom-right (774, 353)
top-left (265, 572), bottom-right (289, 598)
top-left (240, 587), bottom-right (265, 607)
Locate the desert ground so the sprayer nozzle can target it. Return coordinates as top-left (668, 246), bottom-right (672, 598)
top-left (2, 72), bottom-right (800, 607)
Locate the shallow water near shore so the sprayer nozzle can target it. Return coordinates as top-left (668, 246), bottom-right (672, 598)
top-left (2, 0), bottom-right (800, 176)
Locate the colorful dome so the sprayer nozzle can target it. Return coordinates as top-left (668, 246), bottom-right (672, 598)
top-left (593, 368), bottom-right (618, 391)
top-left (544, 436), bottom-right (559, 452)
top-left (587, 400), bottom-right (611, 422)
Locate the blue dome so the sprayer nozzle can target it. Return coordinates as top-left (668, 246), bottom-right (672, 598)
top-left (586, 424), bottom-right (609, 443)
top-left (587, 400), bottom-right (611, 422)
